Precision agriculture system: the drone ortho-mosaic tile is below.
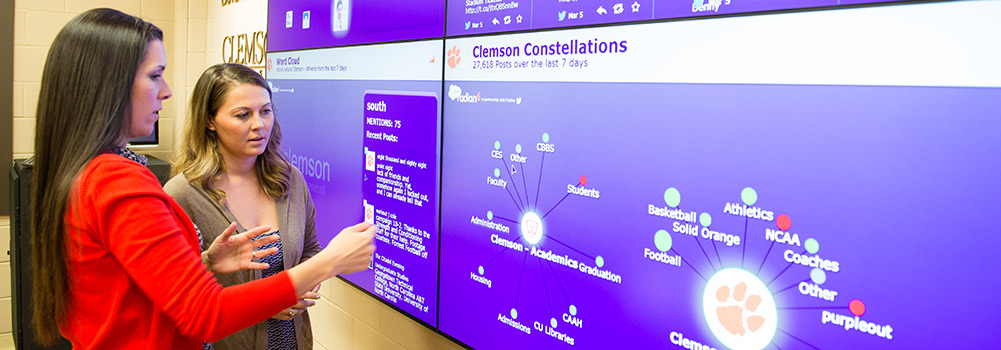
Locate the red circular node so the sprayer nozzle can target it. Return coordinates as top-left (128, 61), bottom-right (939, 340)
top-left (579, 176), bottom-right (587, 186)
top-left (849, 299), bottom-right (866, 316)
top-left (776, 214), bottom-right (791, 231)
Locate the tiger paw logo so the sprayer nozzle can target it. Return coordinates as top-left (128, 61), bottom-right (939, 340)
top-left (363, 201), bottom-right (375, 225)
top-left (716, 283), bottom-right (765, 336)
top-left (447, 45), bottom-right (461, 69)
top-left (703, 268), bottom-right (777, 350)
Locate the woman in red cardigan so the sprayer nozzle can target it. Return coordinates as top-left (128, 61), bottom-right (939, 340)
top-left (29, 8), bottom-right (376, 349)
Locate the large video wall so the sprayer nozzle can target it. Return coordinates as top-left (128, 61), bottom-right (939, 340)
top-left (266, 0), bottom-right (1001, 349)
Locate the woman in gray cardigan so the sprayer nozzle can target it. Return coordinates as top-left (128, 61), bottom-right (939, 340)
top-left (165, 63), bottom-right (323, 350)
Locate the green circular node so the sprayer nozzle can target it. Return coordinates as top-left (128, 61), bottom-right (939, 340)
top-left (810, 268), bottom-right (826, 284)
top-left (805, 238), bottom-right (820, 254)
top-left (487, 211), bottom-right (493, 220)
top-left (494, 141), bottom-right (501, 150)
top-left (741, 187), bottom-right (758, 206)
top-left (664, 187), bottom-right (681, 208)
top-left (494, 168), bottom-right (500, 177)
top-left (654, 230), bottom-right (673, 252)
top-left (542, 133), bottom-right (550, 143)
top-left (478, 266), bottom-right (485, 275)
top-left (596, 256), bottom-right (605, 268)
top-left (516, 144), bottom-right (523, 153)
top-left (699, 212), bottom-right (712, 227)
top-left (550, 318), bottom-right (558, 328)
top-left (511, 309), bottom-right (518, 319)
top-left (569, 305), bottom-right (577, 315)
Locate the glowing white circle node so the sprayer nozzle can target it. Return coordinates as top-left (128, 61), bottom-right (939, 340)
top-left (702, 268), bottom-right (777, 350)
top-left (520, 212), bottom-right (543, 245)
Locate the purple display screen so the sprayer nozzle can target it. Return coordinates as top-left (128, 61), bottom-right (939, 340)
top-left (268, 0), bottom-right (444, 52)
top-left (363, 92), bottom-right (440, 321)
top-left (437, 81), bottom-right (1001, 348)
top-left (447, 0), bottom-right (910, 36)
top-left (269, 79), bottom-right (441, 325)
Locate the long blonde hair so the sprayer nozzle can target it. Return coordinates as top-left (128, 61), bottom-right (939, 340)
top-left (171, 63), bottom-right (291, 200)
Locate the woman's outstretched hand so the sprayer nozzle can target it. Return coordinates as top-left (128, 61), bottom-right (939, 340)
top-left (202, 222), bottom-right (279, 274)
top-left (326, 222), bottom-right (377, 276)
top-left (287, 222), bottom-right (376, 296)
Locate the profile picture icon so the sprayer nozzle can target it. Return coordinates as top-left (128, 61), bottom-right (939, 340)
top-left (365, 149), bottom-right (376, 172)
top-left (332, 0), bottom-right (351, 35)
top-left (364, 147), bottom-right (376, 171)
top-left (363, 200), bottom-right (375, 225)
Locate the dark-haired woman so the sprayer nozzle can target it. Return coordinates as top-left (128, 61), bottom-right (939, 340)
top-left (165, 63), bottom-right (322, 350)
top-left (30, 8), bottom-right (375, 349)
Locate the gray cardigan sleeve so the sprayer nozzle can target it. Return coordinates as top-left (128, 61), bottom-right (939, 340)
top-left (292, 167), bottom-right (322, 261)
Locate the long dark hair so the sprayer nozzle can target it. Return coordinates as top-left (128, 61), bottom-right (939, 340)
top-left (171, 63), bottom-right (291, 201)
top-left (30, 8), bottom-right (162, 344)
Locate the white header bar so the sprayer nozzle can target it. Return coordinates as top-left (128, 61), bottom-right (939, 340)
top-left (267, 40), bottom-right (444, 81)
top-left (444, 0), bottom-right (1001, 87)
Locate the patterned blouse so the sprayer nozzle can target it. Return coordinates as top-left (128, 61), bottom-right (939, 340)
top-left (255, 231), bottom-right (298, 350)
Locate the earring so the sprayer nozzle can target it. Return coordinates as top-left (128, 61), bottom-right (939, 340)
top-left (208, 126), bottom-right (215, 131)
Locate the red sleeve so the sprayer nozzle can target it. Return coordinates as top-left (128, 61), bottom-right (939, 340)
top-left (82, 156), bottom-right (298, 341)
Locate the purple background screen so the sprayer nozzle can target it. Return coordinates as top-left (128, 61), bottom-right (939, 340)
top-left (263, 3), bottom-right (999, 348)
top-left (268, 0), bottom-right (444, 52)
top-left (363, 92), bottom-right (441, 322)
top-left (438, 81), bottom-right (1001, 348)
top-left (269, 79), bottom-right (441, 325)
